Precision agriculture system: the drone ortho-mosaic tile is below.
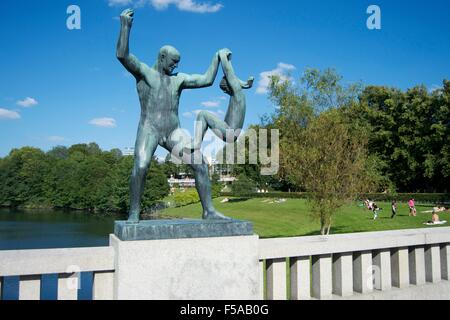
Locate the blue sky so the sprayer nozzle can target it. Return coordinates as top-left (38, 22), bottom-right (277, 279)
top-left (0, 0), bottom-right (449, 158)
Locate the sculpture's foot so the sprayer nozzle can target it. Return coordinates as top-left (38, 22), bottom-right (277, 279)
top-left (127, 213), bottom-right (140, 224)
top-left (241, 77), bottom-right (254, 90)
top-left (203, 210), bottom-right (232, 221)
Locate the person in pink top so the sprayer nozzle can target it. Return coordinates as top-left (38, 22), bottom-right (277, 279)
top-left (409, 199), bottom-right (416, 217)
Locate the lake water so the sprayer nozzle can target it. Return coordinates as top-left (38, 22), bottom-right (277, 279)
top-left (0, 208), bottom-right (121, 300)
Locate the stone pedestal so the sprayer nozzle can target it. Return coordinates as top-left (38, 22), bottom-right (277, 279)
top-left (110, 219), bottom-right (260, 300)
top-left (114, 219), bottom-right (253, 241)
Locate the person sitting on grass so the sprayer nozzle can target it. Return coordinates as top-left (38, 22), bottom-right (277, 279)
top-left (432, 211), bottom-right (440, 223)
top-left (423, 206), bottom-right (449, 225)
top-left (421, 206), bottom-right (449, 214)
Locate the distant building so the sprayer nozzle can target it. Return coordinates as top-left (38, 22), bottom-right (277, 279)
top-left (168, 176), bottom-right (196, 188)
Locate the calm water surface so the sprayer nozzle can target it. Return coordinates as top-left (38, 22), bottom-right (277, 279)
top-left (0, 208), bottom-right (121, 300)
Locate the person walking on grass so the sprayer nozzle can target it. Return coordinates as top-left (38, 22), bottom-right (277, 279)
top-left (409, 198), bottom-right (417, 217)
top-left (372, 202), bottom-right (382, 220)
top-left (391, 200), bottom-right (398, 219)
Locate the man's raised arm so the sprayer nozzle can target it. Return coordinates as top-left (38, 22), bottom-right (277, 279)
top-left (181, 51), bottom-right (221, 89)
top-left (116, 9), bottom-right (144, 79)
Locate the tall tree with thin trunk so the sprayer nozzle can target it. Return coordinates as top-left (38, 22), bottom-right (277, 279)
top-left (285, 109), bottom-right (372, 235)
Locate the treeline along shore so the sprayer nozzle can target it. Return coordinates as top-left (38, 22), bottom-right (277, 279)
top-left (0, 143), bottom-right (170, 214)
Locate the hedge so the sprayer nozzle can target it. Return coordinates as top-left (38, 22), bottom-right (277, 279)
top-left (220, 192), bottom-right (450, 203)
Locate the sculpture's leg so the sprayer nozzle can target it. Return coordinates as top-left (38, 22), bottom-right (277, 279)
top-left (167, 129), bottom-right (231, 221)
top-left (128, 128), bottom-right (159, 223)
top-left (191, 157), bottom-right (231, 221)
top-left (192, 111), bottom-right (233, 150)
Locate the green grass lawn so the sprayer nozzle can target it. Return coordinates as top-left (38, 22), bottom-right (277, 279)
top-left (160, 197), bottom-right (449, 238)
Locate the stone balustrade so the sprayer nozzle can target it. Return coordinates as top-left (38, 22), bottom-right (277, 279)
top-left (0, 247), bottom-right (115, 300)
top-left (259, 227), bottom-right (450, 300)
top-left (1, 227), bottom-right (449, 300)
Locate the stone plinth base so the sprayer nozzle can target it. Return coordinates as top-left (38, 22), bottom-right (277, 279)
top-left (114, 219), bottom-right (254, 241)
top-left (110, 233), bottom-right (260, 300)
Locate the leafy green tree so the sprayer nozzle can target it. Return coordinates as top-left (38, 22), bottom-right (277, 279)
top-left (0, 144), bottom-right (170, 214)
top-left (266, 68), bottom-right (379, 234)
top-left (351, 80), bottom-right (450, 192)
top-left (0, 148), bottom-right (50, 207)
top-left (284, 109), bottom-right (374, 235)
top-left (142, 158), bottom-right (171, 212)
top-left (211, 172), bottom-right (222, 198)
top-left (231, 174), bottom-right (257, 195)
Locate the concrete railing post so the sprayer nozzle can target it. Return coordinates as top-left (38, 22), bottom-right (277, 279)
top-left (57, 273), bottom-right (79, 300)
top-left (312, 254), bottom-right (332, 299)
top-left (391, 247), bottom-right (410, 288)
top-left (409, 246), bottom-right (426, 285)
top-left (19, 275), bottom-right (41, 300)
top-left (266, 258), bottom-right (287, 300)
top-left (332, 253), bottom-right (353, 297)
top-left (441, 244), bottom-right (450, 281)
top-left (372, 249), bottom-right (392, 291)
top-left (93, 271), bottom-right (114, 300)
top-left (425, 245), bottom-right (441, 283)
top-left (353, 251), bottom-right (373, 294)
top-left (290, 256), bottom-right (311, 300)
top-left (259, 260), bottom-right (265, 300)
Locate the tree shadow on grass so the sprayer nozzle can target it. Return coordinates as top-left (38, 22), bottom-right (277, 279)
top-left (225, 198), bottom-right (251, 203)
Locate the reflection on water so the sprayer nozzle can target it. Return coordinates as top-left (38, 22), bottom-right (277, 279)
top-left (0, 208), bottom-right (120, 250)
top-left (0, 208), bottom-right (122, 300)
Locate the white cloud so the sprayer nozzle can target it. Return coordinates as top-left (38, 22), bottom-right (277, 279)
top-left (430, 84), bottom-right (443, 93)
top-left (182, 111), bottom-right (193, 118)
top-left (159, 0), bottom-right (223, 13)
top-left (277, 63), bottom-right (296, 71)
top-left (17, 97), bottom-right (38, 108)
top-left (0, 108), bottom-right (21, 120)
top-left (89, 117), bottom-right (117, 128)
top-left (48, 136), bottom-right (65, 142)
top-left (111, 0), bottom-right (223, 13)
top-left (256, 62), bottom-right (296, 95)
top-left (108, 0), bottom-right (133, 6)
top-left (201, 100), bottom-right (220, 108)
top-left (183, 108), bottom-right (225, 119)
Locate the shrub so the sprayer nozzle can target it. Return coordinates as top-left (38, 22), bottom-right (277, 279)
top-left (173, 189), bottom-right (200, 207)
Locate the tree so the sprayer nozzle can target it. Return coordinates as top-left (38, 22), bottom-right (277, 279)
top-left (267, 68), bottom-right (377, 234)
top-left (0, 147), bottom-right (50, 207)
top-left (211, 172), bottom-right (222, 198)
top-left (142, 158), bottom-right (170, 212)
top-left (0, 144), bottom-right (170, 214)
top-left (232, 174), bottom-right (257, 195)
top-left (266, 68), bottom-right (364, 191)
top-left (350, 80), bottom-right (450, 192)
top-left (285, 109), bottom-right (374, 235)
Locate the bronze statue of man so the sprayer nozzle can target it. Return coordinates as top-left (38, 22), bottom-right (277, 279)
top-left (117, 8), bottom-right (231, 223)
